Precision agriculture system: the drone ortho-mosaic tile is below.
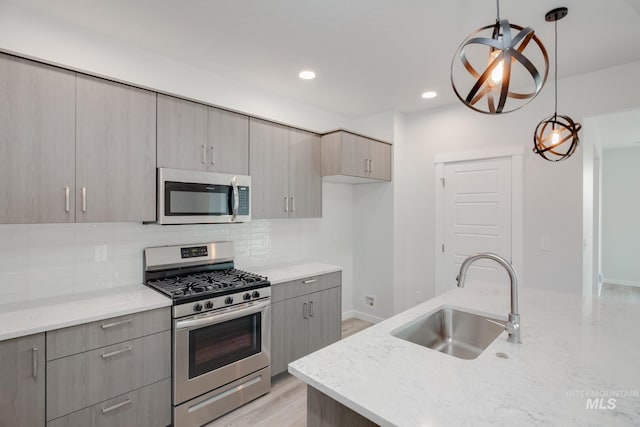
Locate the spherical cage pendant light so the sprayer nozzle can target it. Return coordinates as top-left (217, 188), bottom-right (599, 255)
top-left (533, 7), bottom-right (581, 162)
top-left (451, 0), bottom-right (549, 114)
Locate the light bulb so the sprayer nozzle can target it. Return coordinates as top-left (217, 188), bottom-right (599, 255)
top-left (491, 60), bottom-right (504, 85)
top-left (551, 130), bottom-right (560, 146)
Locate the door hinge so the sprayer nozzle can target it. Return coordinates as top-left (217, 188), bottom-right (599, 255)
top-left (442, 244), bottom-right (445, 253)
top-left (440, 177), bottom-right (445, 187)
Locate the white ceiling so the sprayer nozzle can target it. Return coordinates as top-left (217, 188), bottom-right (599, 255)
top-left (8, 0), bottom-right (640, 117)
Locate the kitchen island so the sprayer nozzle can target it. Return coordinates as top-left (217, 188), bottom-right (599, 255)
top-left (289, 282), bottom-right (640, 426)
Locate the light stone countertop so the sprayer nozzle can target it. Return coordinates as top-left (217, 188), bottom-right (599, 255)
top-left (289, 281), bottom-right (640, 426)
top-left (246, 262), bottom-right (342, 285)
top-left (0, 285), bottom-right (171, 341)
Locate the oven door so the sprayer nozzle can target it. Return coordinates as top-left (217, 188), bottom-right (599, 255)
top-left (157, 168), bottom-right (251, 225)
top-left (173, 299), bottom-right (270, 404)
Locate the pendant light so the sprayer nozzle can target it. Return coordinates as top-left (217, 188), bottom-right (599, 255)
top-left (533, 7), bottom-right (581, 162)
top-left (451, 0), bottom-right (549, 114)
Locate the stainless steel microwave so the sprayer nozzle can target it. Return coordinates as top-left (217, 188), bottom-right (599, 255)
top-left (157, 168), bottom-right (251, 224)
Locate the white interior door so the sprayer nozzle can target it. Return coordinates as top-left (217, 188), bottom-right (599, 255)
top-left (442, 157), bottom-right (512, 291)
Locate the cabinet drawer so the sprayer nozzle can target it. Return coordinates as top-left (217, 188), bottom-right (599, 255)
top-left (46, 330), bottom-right (170, 420)
top-left (271, 271), bottom-right (341, 303)
top-left (46, 307), bottom-right (170, 360)
top-left (47, 378), bottom-right (171, 427)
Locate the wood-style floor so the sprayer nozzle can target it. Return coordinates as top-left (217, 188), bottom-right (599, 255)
top-left (206, 318), bottom-right (373, 427)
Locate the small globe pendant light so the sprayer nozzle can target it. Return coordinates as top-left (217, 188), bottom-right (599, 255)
top-left (451, 0), bottom-right (549, 114)
top-left (533, 7), bottom-right (582, 162)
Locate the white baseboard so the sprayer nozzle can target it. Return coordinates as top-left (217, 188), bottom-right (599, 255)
top-left (342, 310), bottom-right (386, 324)
top-left (604, 278), bottom-right (640, 288)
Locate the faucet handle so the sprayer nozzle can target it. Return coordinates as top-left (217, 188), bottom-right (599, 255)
top-left (486, 318), bottom-right (521, 341)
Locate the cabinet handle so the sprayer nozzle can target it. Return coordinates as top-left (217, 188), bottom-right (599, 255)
top-left (32, 347), bottom-right (38, 379)
top-left (284, 196), bottom-right (289, 213)
top-left (101, 318), bottom-right (132, 329)
top-left (210, 145), bottom-right (215, 165)
top-left (81, 187), bottom-right (87, 212)
top-left (101, 398), bottom-right (132, 414)
top-left (101, 345), bottom-right (132, 359)
top-left (369, 159), bottom-right (373, 173)
top-left (302, 279), bottom-right (317, 284)
top-left (290, 196), bottom-right (295, 213)
top-left (202, 144), bottom-right (207, 164)
top-left (309, 301), bottom-right (314, 317)
top-left (364, 158), bottom-right (369, 173)
top-left (64, 187), bottom-right (70, 213)
top-left (303, 302), bottom-right (308, 319)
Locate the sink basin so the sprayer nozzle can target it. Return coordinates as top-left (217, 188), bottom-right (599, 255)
top-left (391, 306), bottom-right (504, 360)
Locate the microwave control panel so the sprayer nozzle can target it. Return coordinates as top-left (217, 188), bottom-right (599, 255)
top-left (238, 187), bottom-right (249, 215)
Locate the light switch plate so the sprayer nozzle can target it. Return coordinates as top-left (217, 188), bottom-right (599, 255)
top-left (94, 244), bottom-right (108, 263)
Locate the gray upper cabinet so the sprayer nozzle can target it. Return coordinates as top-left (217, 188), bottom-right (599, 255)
top-left (322, 130), bottom-right (392, 182)
top-left (0, 53), bottom-right (76, 224)
top-left (75, 75), bottom-right (157, 222)
top-left (208, 107), bottom-right (249, 175)
top-left (288, 129), bottom-right (322, 219)
top-left (157, 94), bottom-right (208, 172)
top-left (0, 333), bottom-right (46, 427)
top-left (157, 94), bottom-right (249, 175)
top-left (250, 118), bottom-right (322, 219)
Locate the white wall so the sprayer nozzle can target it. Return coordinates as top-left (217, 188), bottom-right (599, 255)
top-left (602, 147), bottom-right (640, 287)
top-left (396, 60), bottom-right (640, 303)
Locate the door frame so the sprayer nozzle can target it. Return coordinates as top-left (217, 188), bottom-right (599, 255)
top-left (434, 146), bottom-right (524, 296)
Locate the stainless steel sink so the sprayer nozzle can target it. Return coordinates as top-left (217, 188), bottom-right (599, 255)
top-left (391, 307), bottom-right (504, 360)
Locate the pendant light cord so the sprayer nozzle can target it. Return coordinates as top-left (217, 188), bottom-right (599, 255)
top-left (496, 0), bottom-right (500, 21)
top-left (554, 19), bottom-right (558, 118)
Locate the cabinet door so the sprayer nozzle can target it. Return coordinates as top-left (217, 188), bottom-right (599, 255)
top-left (157, 94), bottom-right (208, 171)
top-left (368, 141), bottom-right (392, 181)
top-left (249, 118), bottom-right (289, 219)
top-left (75, 75), bottom-right (156, 222)
top-left (341, 132), bottom-right (369, 178)
top-left (208, 107), bottom-right (249, 174)
top-left (308, 287), bottom-right (342, 353)
top-left (270, 295), bottom-right (309, 376)
top-left (288, 129), bottom-right (321, 218)
top-left (0, 54), bottom-right (75, 223)
top-left (0, 333), bottom-right (45, 427)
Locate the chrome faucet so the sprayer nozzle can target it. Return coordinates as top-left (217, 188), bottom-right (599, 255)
top-left (456, 253), bottom-right (521, 344)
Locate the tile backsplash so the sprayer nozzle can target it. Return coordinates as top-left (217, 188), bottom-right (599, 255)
top-left (0, 183), bottom-right (354, 304)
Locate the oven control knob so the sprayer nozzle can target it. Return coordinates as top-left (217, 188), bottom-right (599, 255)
top-left (205, 301), bottom-right (214, 310)
top-left (225, 296), bottom-right (234, 305)
top-left (193, 303), bottom-right (203, 312)
top-left (252, 291), bottom-right (260, 299)
top-left (243, 293), bottom-right (251, 301)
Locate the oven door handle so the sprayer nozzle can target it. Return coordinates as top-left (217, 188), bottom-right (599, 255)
top-left (175, 300), bottom-right (270, 330)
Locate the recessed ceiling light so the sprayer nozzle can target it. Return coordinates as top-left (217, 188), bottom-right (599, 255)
top-left (421, 91), bottom-right (437, 99)
top-left (299, 70), bottom-right (316, 80)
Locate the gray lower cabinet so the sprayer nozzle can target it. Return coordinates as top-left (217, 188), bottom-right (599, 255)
top-left (75, 75), bottom-right (157, 222)
top-left (0, 333), bottom-right (46, 427)
top-left (321, 130), bottom-right (392, 181)
top-left (0, 53), bottom-right (76, 224)
top-left (45, 308), bottom-right (171, 425)
top-left (46, 379), bottom-right (171, 427)
top-left (271, 272), bottom-right (342, 376)
top-left (157, 94), bottom-right (249, 175)
top-left (250, 118), bottom-right (321, 219)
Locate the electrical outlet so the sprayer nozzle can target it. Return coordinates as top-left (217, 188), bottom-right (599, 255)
top-left (94, 244), bottom-right (108, 263)
top-left (540, 236), bottom-right (551, 251)
top-left (415, 291), bottom-right (424, 302)
top-left (365, 295), bottom-right (376, 309)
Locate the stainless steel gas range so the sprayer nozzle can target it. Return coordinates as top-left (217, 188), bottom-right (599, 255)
top-left (144, 241), bottom-right (271, 426)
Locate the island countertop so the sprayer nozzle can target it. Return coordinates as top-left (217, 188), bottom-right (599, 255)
top-left (288, 282), bottom-right (640, 426)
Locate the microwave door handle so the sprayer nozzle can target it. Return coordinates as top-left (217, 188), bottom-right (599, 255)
top-left (231, 176), bottom-right (239, 221)
top-left (175, 300), bottom-right (270, 330)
